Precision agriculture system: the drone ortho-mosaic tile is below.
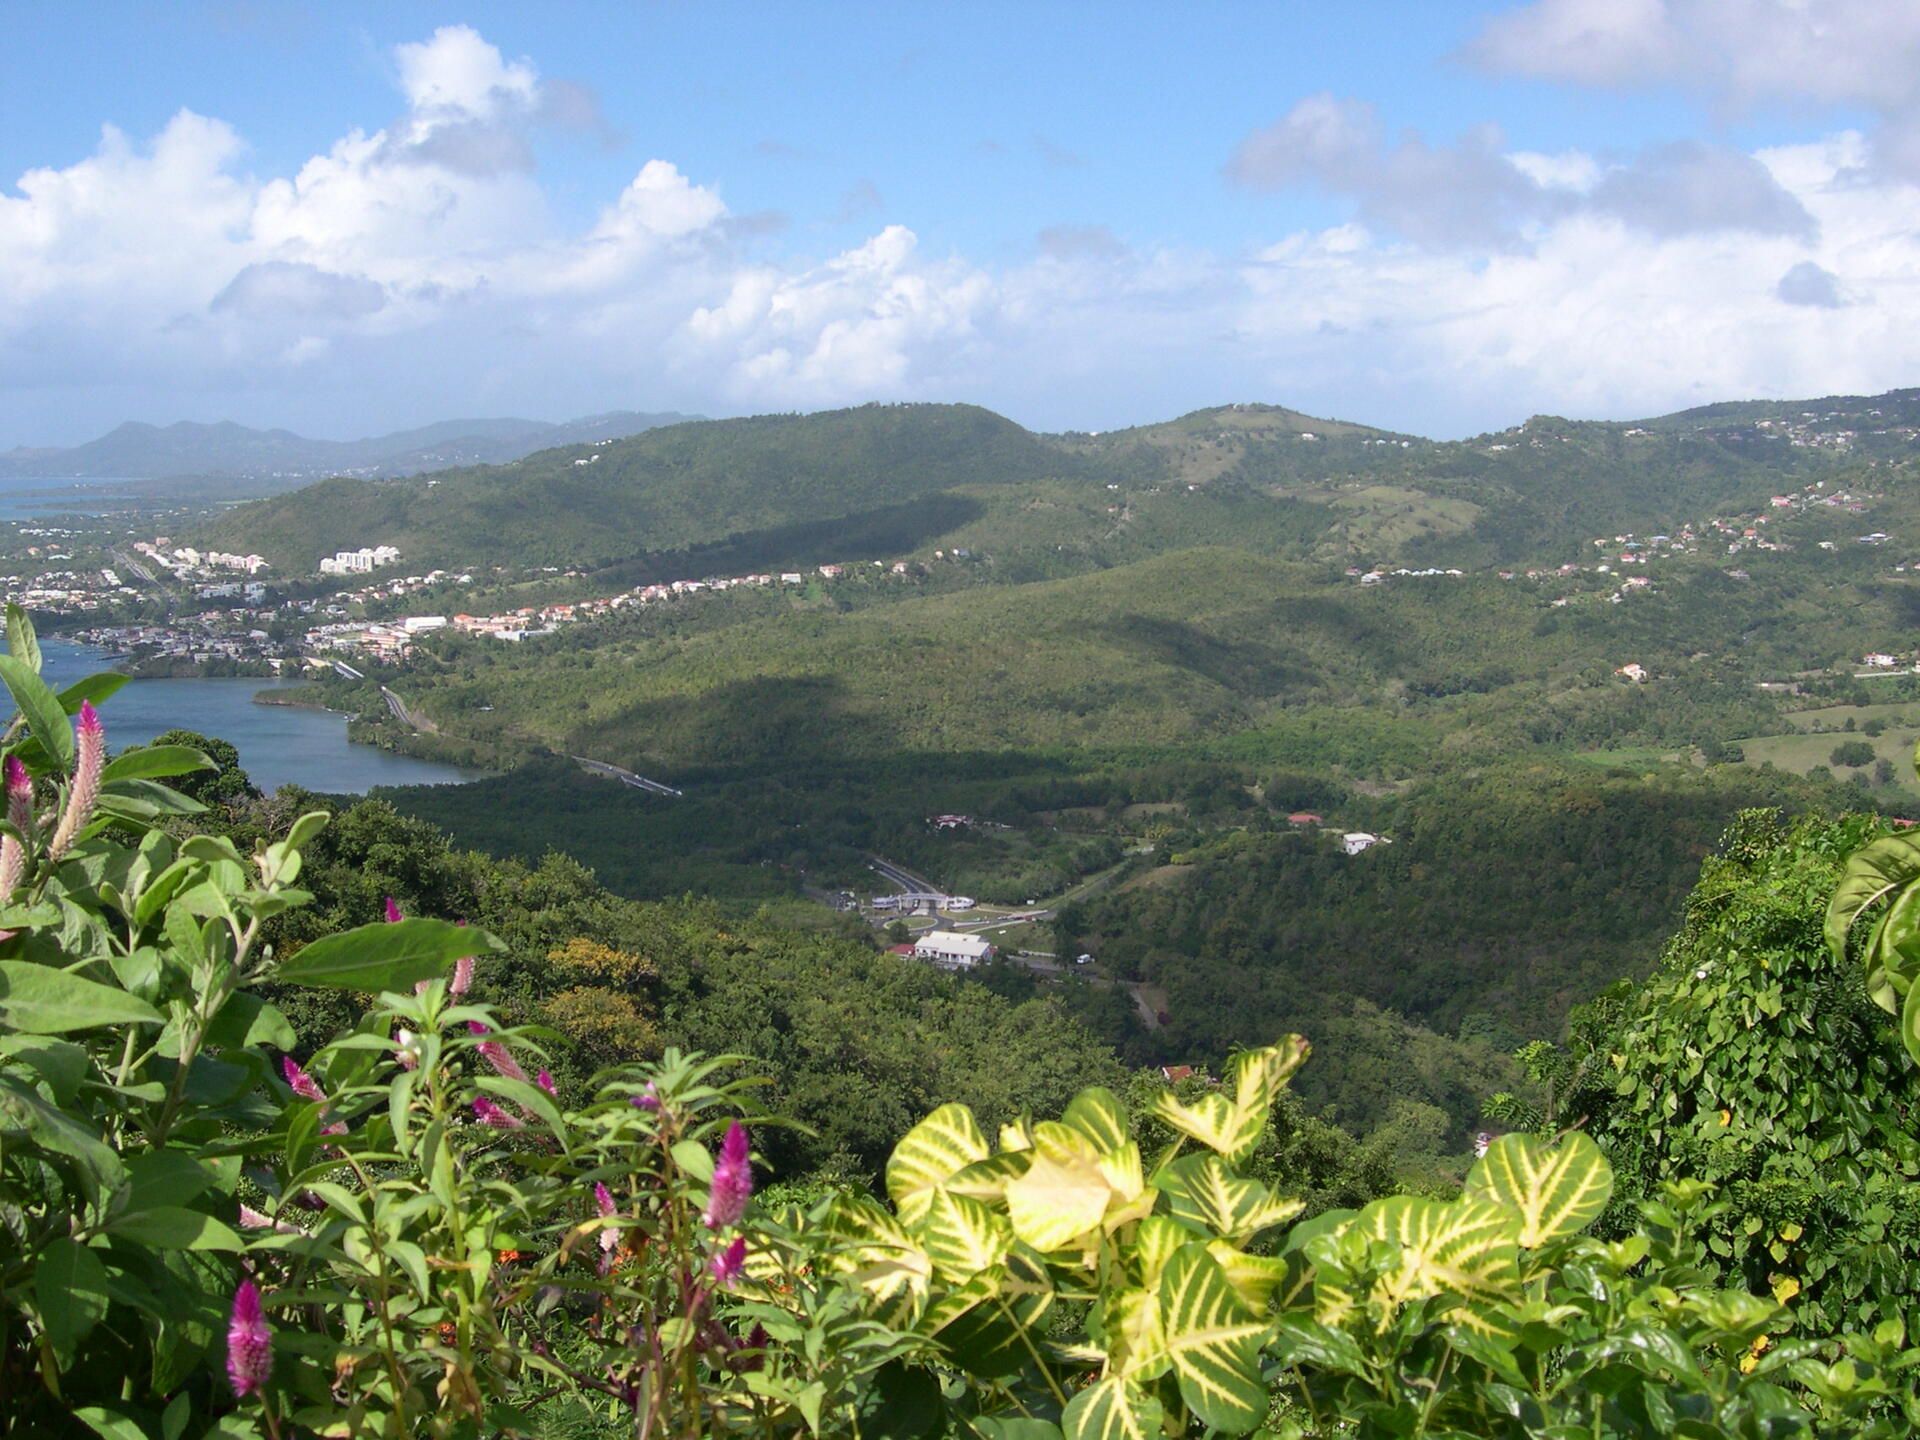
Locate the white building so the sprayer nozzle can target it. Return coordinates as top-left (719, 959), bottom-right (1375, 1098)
top-left (912, 930), bottom-right (992, 968)
top-left (1341, 832), bottom-right (1390, 856)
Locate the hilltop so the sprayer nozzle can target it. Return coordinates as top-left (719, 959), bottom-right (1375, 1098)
top-left (0, 410), bottom-right (697, 481)
top-left (192, 387), bottom-right (1920, 579)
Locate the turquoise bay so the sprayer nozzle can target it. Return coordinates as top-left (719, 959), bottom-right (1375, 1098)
top-left (39, 639), bottom-right (486, 794)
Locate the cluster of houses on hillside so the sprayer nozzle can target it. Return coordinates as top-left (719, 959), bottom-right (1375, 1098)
top-left (311, 557), bottom-right (932, 662)
top-left (318, 545), bottom-right (401, 576)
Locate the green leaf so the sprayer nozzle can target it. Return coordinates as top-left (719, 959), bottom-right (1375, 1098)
top-left (107, 1205), bottom-right (243, 1251)
top-left (0, 653), bottom-right (73, 767)
top-left (888, 1102), bottom-right (990, 1225)
top-left (275, 917), bottom-right (500, 992)
top-left (124, 1151), bottom-right (220, 1212)
top-left (1462, 1131), bottom-right (1614, 1246)
top-left (856, 1359), bottom-right (947, 1440)
top-left (0, 1033), bottom-right (88, 1102)
top-left (202, 992), bottom-right (296, 1052)
top-left (1827, 831), bottom-right (1920, 969)
top-left (1158, 1244), bottom-right (1269, 1432)
top-left (72, 1408), bottom-right (154, 1440)
top-left (101, 745), bottom-right (213, 784)
top-left (0, 961), bottom-right (163, 1033)
top-left (1903, 981), bottom-right (1920, 1069)
top-left (5, 603), bottom-right (41, 673)
top-left (98, 777), bottom-right (205, 817)
top-left (1062, 1376), bottom-right (1163, 1440)
top-left (56, 673), bottom-right (129, 713)
top-left (0, 1074), bottom-right (125, 1209)
top-left (37, 1238), bottom-right (110, 1364)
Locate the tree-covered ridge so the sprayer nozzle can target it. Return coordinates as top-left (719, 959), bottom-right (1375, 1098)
top-left (196, 403), bottom-right (1074, 571)
top-left (192, 385), bottom-right (1920, 581)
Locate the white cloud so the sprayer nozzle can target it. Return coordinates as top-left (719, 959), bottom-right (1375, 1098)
top-left (1469, 1), bottom-right (1920, 181)
top-left (9, 21), bottom-right (1920, 447)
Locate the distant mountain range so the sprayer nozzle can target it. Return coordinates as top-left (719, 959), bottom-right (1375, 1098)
top-left (0, 411), bottom-right (702, 481)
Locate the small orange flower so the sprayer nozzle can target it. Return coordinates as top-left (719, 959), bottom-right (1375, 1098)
top-left (498, 1248), bottom-right (523, 1263)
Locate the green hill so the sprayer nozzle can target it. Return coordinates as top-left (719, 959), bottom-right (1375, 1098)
top-left (196, 402), bottom-right (1076, 572)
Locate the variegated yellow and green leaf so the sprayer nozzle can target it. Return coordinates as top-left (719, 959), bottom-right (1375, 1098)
top-left (921, 1244), bottom-right (1056, 1380)
top-left (943, 1149), bottom-right (1031, 1207)
top-left (999, 1117), bottom-right (1033, 1152)
top-left (1100, 1285), bottom-right (1171, 1381)
top-left (1205, 1238), bottom-right (1292, 1309)
top-left (1154, 1153), bottom-right (1303, 1245)
top-left (1351, 1195), bottom-right (1521, 1315)
top-left (1005, 1147), bottom-right (1114, 1252)
top-left (1158, 1243), bottom-right (1270, 1433)
top-left (1228, 1035), bottom-right (1309, 1121)
top-left (888, 1102), bottom-right (990, 1225)
top-left (824, 1196), bottom-right (933, 1316)
top-left (1144, 1087), bottom-right (1257, 1163)
top-left (1062, 1376), bottom-right (1163, 1440)
top-left (1131, 1215), bottom-right (1190, 1291)
top-left (1461, 1131), bottom-right (1613, 1247)
top-left (1061, 1085), bottom-right (1131, 1153)
top-left (920, 1188), bottom-right (1014, 1280)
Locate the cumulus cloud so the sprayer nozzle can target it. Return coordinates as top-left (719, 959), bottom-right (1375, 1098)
top-left (11, 20), bottom-right (1920, 447)
top-left (1228, 93), bottom-right (1813, 248)
top-left (1468, 0), bottom-right (1920, 180)
top-left (0, 26), bottom-right (1019, 441)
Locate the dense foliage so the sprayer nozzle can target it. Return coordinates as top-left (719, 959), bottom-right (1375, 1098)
top-left (5, 611), bottom-right (1920, 1440)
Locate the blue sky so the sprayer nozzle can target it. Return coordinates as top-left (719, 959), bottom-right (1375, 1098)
top-left (4, 1), bottom-right (1919, 446)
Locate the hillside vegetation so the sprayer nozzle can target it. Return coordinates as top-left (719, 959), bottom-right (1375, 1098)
top-left (195, 389), bottom-right (1919, 578)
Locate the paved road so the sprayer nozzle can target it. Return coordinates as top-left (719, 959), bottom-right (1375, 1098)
top-left (571, 755), bottom-right (683, 797)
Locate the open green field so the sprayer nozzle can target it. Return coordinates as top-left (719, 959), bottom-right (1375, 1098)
top-left (1736, 726), bottom-right (1920, 783)
top-left (1781, 701), bottom-right (1920, 731)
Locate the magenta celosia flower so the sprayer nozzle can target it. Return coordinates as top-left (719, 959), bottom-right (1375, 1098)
top-left (467, 1021), bottom-right (528, 1082)
top-left (709, 1235), bottom-right (747, 1288)
top-left (281, 1056), bottom-right (325, 1102)
top-left (227, 1278), bottom-right (272, 1398)
top-left (46, 702), bottom-right (103, 862)
top-left (383, 896), bottom-right (403, 923)
top-left (703, 1121), bottom-right (752, 1229)
top-left (537, 1069), bottom-right (556, 1096)
top-left (0, 755), bottom-right (29, 901)
top-left (595, 1181), bottom-right (619, 1259)
top-left (473, 1096), bottom-right (525, 1130)
top-left (450, 954), bottom-right (474, 996)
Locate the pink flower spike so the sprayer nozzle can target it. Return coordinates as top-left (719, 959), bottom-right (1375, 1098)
top-left (473, 1096), bottom-right (525, 1130)
top-left (596, 1181), bottom-right (619, 1255)
top-left (281, 1057), bottom-right (325, 1102)
top-left (702, 1121), bottom-right (753, 1229)
top-left (537, 1069), bottom-right (557, 1096)
top-left (709, 1235), bottom-right (747, 1288)
top-left (383, 896), bottom-right (403, 923)
top-left (450, 954), bottom-right (474, 997)
top-left (46, 701), bottom-right (103, 862)
top-left (467, 1021), bottom-right (527, 1082)
top-left (227, 1279), bottom-right (272, 1398)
